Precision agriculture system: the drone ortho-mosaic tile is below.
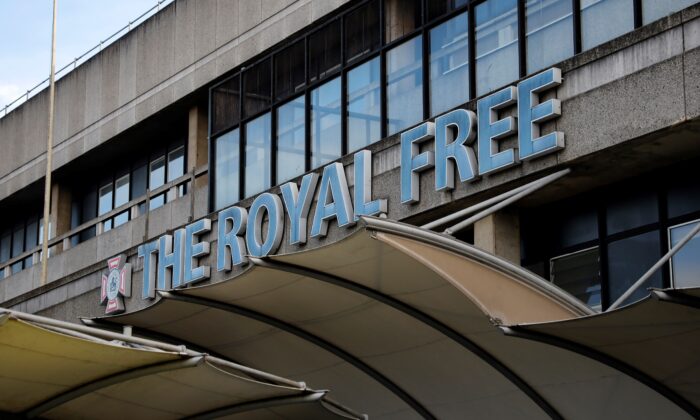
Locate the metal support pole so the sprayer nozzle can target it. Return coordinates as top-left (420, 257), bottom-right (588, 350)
top-left (608, 220), bottom-right (700, 311)
top-left (40, 0), bottom-right (58, 286)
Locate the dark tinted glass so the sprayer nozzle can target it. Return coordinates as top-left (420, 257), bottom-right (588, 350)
top-left (309, 21), bottom-right (341, 83)
top-left (551, 247), bottom-right (601, 310)
top-left (11, 224), bottom-right (24, 273)
top-left (244, 59), bottom-right (272, 117)
top-left (606, 190), bottom-right (658, 235)
top-left (80, 189), bottom-right (97, 242)
top-left (607, 230), bottom-right (662, 307)
top-left (131, 162), bottom-right (148, 198)
top-left (0, 230), bottom-right (10, 264)
top-left (211, 74), bottom-right (240, 134)
top-left (345, 0), bottom-right (380, 63)
top-left (428, 0), bottom-right (468, 21)
top-left (384, 0), bottom-right (421, 43)
top-left (668, 179), bottom-right (700, 218)
top-left (275, 40), bottom-right (305, 101)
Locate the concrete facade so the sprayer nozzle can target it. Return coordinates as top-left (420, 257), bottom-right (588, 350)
top-left (0, 2), bottom-right (699, 323)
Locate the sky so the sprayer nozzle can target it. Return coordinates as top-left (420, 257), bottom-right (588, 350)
top-left (0, 0), bottom-right (173, 110)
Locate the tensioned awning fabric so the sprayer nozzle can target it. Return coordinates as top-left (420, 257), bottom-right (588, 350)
top-left (0, 310), bottom-right (364, 419)
top-left (92, 217), bottom-right (700, 419)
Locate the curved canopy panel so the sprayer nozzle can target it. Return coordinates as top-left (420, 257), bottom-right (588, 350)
top-left (0, 310), bottom-right (362, 419)
top-left (93, 217), bottom-right (698, 419)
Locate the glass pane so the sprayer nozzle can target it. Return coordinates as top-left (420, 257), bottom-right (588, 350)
top-left (167, 146), bottom-right (185, 181)
top-left (643, 0), bottom-right (696, 24)
top-left (387, 35), bottom-right (423, 135)
top-left (25, 218), bottom-right (38, 250)
top-left (476, 0), bottom-right (519, 96)
top-left (11, 224), bottom-right (24, 259)
top-left (551, 247), bottom-right (601, 310)
top-left (526, 0), bottom-right (574, 73)
top-left (131, 162), bottom-right (148, 199)
top-left (311, 77), bottom-right (342, 168)
top-left (149, 194), bottom-right (165, 211)
top-left (215, 129), bottom-right (241, 210)
top-left (607, 230), bottom-right (662, 307)
top-left (430, 12), bottom-right (469, 116)
top-left (348, 57), bottom-right (381, 152)
top-left (606, 190), bottom-right (658, 235)
top-left (428, 0), bottom-right (468, 21)
top-left (150, 156), bottom-right (166, 189)
top-left (384, 0), bottom-right (421, 43)
top-left (98, 183), bottom-right (113, 216)
top-left (668, 179), bottom-right (700, 218)
top-left (114, 174), bottom-right (130, 208)
top-left (581, 0), bottom-right (634, 50)
top-left (309, 21), bottom-right (341, 83)
top-left (114, 212), bottom-right (129, 228)
top-left (245, 113), bottom-right (272, 197)
top-left (669, 220), bottom-right (700, 288)
top-left (277, 96), bottom-right (306, 183)
top-left (244, 59), bottom-right (272, 117)
top-left (275, 40), bottom-right (305, 101)
top-left (80, 189), bottom-right (97, 242)
top-left (556, 205), bottom-right (598, 249)
top-left (345, 0), bottom-right (380, 63)
top-left (211, 74), bottom-right (240, 134)
top-left (0, 230), bottom-right (10, 263)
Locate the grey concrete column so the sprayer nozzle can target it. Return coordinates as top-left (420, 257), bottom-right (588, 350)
top-left (188, 105), bottom-right (208, 188)
top-left (473, 209), bottom-right (521, 265)
top-left (50, 182), bottom-right (72, 240)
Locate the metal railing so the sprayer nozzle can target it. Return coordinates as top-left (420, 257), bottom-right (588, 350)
top-left (1, 0), bottom-right (173, 119)
top-left (0, 169), bottom-right (203, 280)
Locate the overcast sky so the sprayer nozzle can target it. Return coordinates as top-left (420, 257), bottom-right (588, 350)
top-left (0, 0), bottom-right (173, 109)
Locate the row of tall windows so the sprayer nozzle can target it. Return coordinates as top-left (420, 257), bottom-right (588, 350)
top-left (0, 213), bottom-right (45, 278)
top-left (70, 142), bottom-right (186, 245)
top-left (210, 0), bottom-right (697, 211)
top-left (521, 164), bottom-right (700, 311)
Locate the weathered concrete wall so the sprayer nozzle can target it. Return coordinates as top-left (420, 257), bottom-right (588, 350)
top-left (0, 0), bottom-right (350, 202)
top-left (3, 5), bottom-right (700, 321)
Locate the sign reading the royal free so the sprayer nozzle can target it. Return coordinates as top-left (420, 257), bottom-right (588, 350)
top-left (118, 67), bottom-right (564, 304)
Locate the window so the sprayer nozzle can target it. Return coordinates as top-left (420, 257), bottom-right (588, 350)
top-left (345, 0), bottom-right (380, 63)
top-left (386, 35), bottom-right (423, 135)
top-left (551, 247), bottom-right (601, 311)
top-left (642, 0), bottom-right (696, 24)
top-left (525, 0), bottom-right (574, 73)
top-left (607, 230), bottom-right (662, 307)
top-left (277, 96), bottom-right (306, 183)
top-left (244, 59), bottom-right (272, 117)
top-left (215, 129), bottom-right (241, 210)
top-left (98, 182), bottom-right (114, 231)
top-left (0, 230), bottom-right (10, 265)
top-left (275, 41), bottom-right (305, 101)
top-left (430, 12), bottom-right (469, 116)
top-left (427, 0), bottom-right (468, 21)
top-left (581, 0), bottom-right (634, 50)
top-left (606, 190), bottom-right (658, 235)
top-left (311, 77), bottom-right (342, 168)
top-left (114, 174), bottom-right (130, 227)
top-left (347, 57), bottom-right (381, 152)
top-left (245, 113), bottom-right (272, 197)
top-left (309, 21), bottom-right (341, 83)
top-left (669, 220), bottom-right (700, 288)
top-left (11, 224), bottom-right (24, 274)
top-left (24, 218), bottom-right (38, 268)
top-left (384, 0), bottom-right (421, 43)
top-left (211, 75), bottom-right (240, 134)
top-left (149, 155), bottom-right (166, 210)
top-left (132, 160), bottom-right (148, 216)
top-left (476, 0), bottom-right (519, 96)
top-left (168, 146), bottom-right (186, 197)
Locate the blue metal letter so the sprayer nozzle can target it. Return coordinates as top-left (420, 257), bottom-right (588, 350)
top-left (137, 239), bottom-right (159, 299)
top-left (311, 163), bottom-right (355, 238)
top-left (281, 173), bottom-right (319, 245)
top-left (246, 193), bottom-right (284, 257)
top-left (435, 109), bottom-right (478, 191)
top-left (477, 86), bottom-right (517, 175)
top-left (353, 150), bottom-right (387, 220)
top-left (158, 229), bottom-right (185, 291)
top-left (400, 122), bottom-right (435, 203)
top-left (518, 67), bottom-right (564, 160)
top-left (183, 218), bottom-right (211, 286)
top-left (217, 206), bottom-right (248, 271)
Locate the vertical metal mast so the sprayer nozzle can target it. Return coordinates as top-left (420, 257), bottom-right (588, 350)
top-left (40, 0), bottom-right (58, 286)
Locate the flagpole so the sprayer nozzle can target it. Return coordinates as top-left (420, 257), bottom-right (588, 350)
top-left (40, 0), bottom-right (58, 286)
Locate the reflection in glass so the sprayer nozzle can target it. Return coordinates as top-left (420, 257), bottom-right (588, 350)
top-left (311, 77), bottom-right (342, 168)
top-left (581, 0), bottom-right (634, 50)
top-left (168, 147), bottom-right (185, 181)
top-left (476, 0), bottom-right (518, 96)
top-left (607, 230), bottom-right (662, 307)
top-left (277, 96), bottom-right (306, 183)
top-left (428, 0), bottom-right (468, 21)
top-left (430, 12), bottom-right (469, 116)
top-left (99, 182), bottom-right (114, 232)
top-left (670, 220), bottom-right (700, 288)
top-left (114, 174), bottom-right (130, 227)
top-left (347, 57), bottom-right (381, 152)
top-left (215, 129), bottom-right (240, 210)
top-left (551, 247), bottom-right (601, 310)
top-left (245, 113), bottom-right (272, 197)
top-left (149, 156), bottom-right (166, 210)
top-left (643, 0), bottom-right (696, 24)
top-left (387, 36), bottom-right (423, 135)
top-left (526, 0), bottom-right (574, 73)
